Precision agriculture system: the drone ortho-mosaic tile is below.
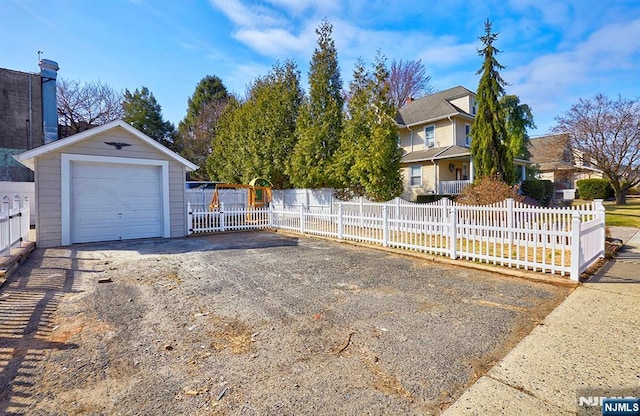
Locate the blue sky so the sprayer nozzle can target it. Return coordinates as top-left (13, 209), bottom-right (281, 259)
top-left (2, 0), bottom-right (639, 136)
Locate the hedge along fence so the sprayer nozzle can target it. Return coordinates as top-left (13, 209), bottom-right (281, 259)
top-left (188, 198), bottom-right (606, 282)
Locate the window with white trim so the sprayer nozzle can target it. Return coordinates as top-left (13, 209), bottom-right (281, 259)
top-left (465, 124), bottom-right (471, 146)
top-left (424, 125), bottom-right (435, 148)
top-left (471, 98), bottom-right (477, 115)
top-left (409, 165), bottom-right (422, 186)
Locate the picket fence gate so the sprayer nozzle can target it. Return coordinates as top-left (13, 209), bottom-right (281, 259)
top-left (187, 198), bottom-right (606, 282)
top-left (0, 194), bottom-right (31, 256)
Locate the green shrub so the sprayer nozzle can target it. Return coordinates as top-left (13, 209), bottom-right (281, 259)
top-left (520, 179), bottom-right (554, 206)
top-left (576, 178), bottom-right (613, 200)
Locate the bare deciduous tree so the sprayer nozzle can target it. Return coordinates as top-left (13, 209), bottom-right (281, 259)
top-left (57, 78), bottom-right (124, 137)
top-left (388, 59), bottom-right (434, 109)
top-left (187, 97), bottom-right (231, 180)
top-left (553, 93), bottom-right (640, 204)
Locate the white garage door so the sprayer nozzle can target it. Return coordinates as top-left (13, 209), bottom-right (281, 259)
top-left (71, 162), bottom-right (163, 243)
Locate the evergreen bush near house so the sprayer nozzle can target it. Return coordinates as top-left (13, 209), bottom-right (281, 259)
top-left (520, 179), bottom-right (554, 206)
top-left (576, 179), bottom-right (613, 200)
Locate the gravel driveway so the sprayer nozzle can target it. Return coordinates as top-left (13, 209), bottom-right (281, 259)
top-left (0, 231), bottom-right (571, 415)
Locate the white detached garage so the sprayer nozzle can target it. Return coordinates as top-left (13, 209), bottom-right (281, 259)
top-left (14, 120), bottom-right (198, 248)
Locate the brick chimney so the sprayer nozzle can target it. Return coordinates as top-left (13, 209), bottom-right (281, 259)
top-left (406, 97), bottom-right (414, 105)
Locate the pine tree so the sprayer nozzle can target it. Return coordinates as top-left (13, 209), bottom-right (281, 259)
top-left (290, 20), bottom-right (343, 188)
top-left (470, 20), bottom-right (514, 184)
top-left (122, 86), bottom-right (175, 149)
top-left (333, 55), bottom-right (402, 201)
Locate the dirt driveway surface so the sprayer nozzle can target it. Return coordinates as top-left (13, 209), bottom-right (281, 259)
top-left (0, 231), bottom-right (571, 415)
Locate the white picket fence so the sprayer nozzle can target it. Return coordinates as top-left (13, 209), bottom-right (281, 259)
top-left (187, 198), bottom-right (606, 282)
top-left (0, 194), bottom-right (31, 256)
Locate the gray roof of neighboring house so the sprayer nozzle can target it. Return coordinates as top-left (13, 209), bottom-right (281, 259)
top-left (401, 145), bottom-right (471, 163)
top-left (396, 86), bottom-right (475, 126)
top-left (528, 134), bottom-right (575, 171)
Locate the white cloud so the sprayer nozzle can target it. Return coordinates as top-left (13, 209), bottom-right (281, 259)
top-left (209, 0), bottom-right (286, 28)
top-left (235, 27), bottom-right (316, 57)
top-left (419, 42), bottom-right (478, 68)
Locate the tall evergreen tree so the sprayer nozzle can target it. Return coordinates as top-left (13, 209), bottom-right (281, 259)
top-left (290, 20), bottom-right (344, 188)
top-left (500, 94), bottom-right (535, 161)
top-left (206, 61), bottom-right (303, 188)
top-left (333, 55), bottom-right (402, 201)
top-left (122, 86), bottom-right (175, 149)
top-left (206, 96), bottom-right (243, 183)
top-left (470, 20), bottom-right (514, 184)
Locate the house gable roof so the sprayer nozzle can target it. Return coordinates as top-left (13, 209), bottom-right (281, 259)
top-left (396, 86), bottom-right (475, 127)
top-left (14, 119), bottom-right (198, 171)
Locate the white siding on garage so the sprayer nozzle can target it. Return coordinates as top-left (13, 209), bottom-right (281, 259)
top-left (70, 162), bottom-right (163, 243)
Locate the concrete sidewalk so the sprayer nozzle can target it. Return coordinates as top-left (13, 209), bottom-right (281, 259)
top-left (444, 229), bottom-right (640, 415)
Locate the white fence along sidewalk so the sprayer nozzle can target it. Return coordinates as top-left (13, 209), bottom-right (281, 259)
top-left (187, 198), bottom-right (605, 282)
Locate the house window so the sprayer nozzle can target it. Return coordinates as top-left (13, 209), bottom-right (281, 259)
top-left (465, 124), bottom-right (471, 146)
top-left (409, 165), bottom-right (422, 186)
top-left (424, 125), bottom-right (435, 148)
top-left (462, 163), bottom-right (468, 180)
top-left (471, 99), bottom-right (477, 115)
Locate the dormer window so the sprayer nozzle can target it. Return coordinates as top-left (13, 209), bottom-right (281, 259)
top-left (424, 125), bottom-right (435, 148)
top-left (471, 98), bottom-right (477, 115)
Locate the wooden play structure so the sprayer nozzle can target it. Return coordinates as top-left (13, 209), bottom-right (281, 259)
top-left (208, 178), bottom-right (272, 211)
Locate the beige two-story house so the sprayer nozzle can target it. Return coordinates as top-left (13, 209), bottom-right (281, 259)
top-left (396, 86), bottom-right (527, 202)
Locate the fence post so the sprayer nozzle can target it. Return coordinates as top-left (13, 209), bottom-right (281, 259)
top-left (449, 206), bottom-right (457, 259)
top-left (359, 197), bottom-right (364, 227)
top-left (187, 202), bottom-right (193, 235)
top-left (220, 202), bottom-right (226, 232)
top-left (337, 202), bottom-right (343, 240)
top-left (2, 195), bottom-right (10, 252)
top-left (22, 196), bottom-right (30, 242)
top-left (570, 212), bottom-right (581, 281)
top-left (442, 197), bottom-right (449, 221)
top-left (382, 205), bottom-right (389, 247)
top-left (269, 203), bottom-right (274, 229)
top-left (13, 195), bottom-right (22, 244)
top-left (300, 204), bottom-right (305, 234)
top-left (506, 198), bottom-right (514, 246)
top-left (595, 199), bottom-right (606, 258)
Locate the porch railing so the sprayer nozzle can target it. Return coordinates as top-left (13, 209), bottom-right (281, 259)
top-left (440, 180), bottom-right (472, 195)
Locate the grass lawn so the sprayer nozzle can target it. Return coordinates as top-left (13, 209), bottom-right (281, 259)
top-left (603, 199), bottom-right (640, 228)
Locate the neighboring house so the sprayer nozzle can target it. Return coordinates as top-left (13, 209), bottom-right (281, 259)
top-left (396, 86), bottom-right (528, 202)
top-left (14, 120), bottom-right (198, 248)
top-left (528, 134), bottom-right (603, 200)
